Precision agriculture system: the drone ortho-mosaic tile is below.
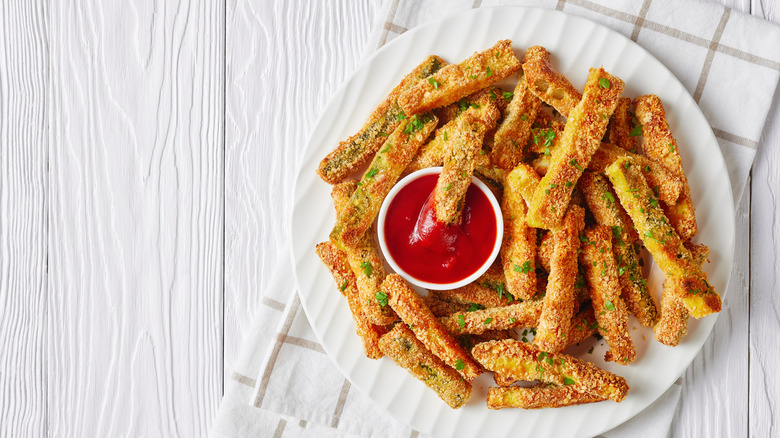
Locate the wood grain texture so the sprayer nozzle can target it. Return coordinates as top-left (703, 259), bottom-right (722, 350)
top-left (48, 1), bottom-right (223, 436)
top-left (224, 0), bottom-right (380, 375)
top-left (0, 1), bottom-right (48, 437)
top-left (748, 53), bottom-right (780, 438)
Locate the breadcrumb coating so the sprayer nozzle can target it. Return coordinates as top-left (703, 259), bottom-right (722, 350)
top-left (398, 40), bottom-right (521, 115)
top-left (318, 56), bottom-right (445, 184)
top-left (384, 274), bottom-right (482, 380)
top-left (379, 324), bottom-right (472, 408)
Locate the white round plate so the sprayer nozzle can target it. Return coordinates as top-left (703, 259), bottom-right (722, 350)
top-left (291, 6), bottom-right (734, 438)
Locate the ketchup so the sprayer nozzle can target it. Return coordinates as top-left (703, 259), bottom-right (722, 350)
top-left (383, 174), bottom-right (497, 285)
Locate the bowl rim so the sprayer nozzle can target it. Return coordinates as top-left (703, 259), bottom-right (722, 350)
top-left (376, 167), bottom-right (504, 290)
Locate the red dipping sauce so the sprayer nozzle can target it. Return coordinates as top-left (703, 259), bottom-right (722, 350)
top-left (382, 173), bottom-right (498, 286)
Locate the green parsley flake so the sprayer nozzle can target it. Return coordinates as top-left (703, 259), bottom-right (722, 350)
top-left (599, 77), bottom-right (611, 89)
top-left (510, 317), bottom-right (517, 324)
top-left (629, 124), bottom-right (643, 137)
top-left (428, 77), bottom-right (440, 89)
top-left (520, 114), bottom-right (528, 121)
top-left (360, 261), bottom-right (372, 277)
top-left (469, 74), bottom-right (478, 80)
top-left (396, 111), bottom-right (407, 121)
top-left (483, 317), bottom-right (493, 325)
top-left (443, 131), bottom-right (448, 141)
top-left (375, 291), bottom-right (388, 307)
top-left (605, 300), bottom-right (615, 311)
top-left (490, 89), bottom-right (497, 100)
top-left (457, 314), bottom-right (465, 330)
top-left (455, 359), bottom-right (465, 370)
top-left (340, 281), bottom-right (348, 292)
top-left (378, 132), bottom-right (389, 137)
top-left (563, 377), bottom-right (575, 385)
top-left (569, 159), bottom-right (584, 172)
top-left (486, 66), bottom-right (492, 77)
top-left (503, 91), bottom-right (514, 100)
top-left (365, 167), bottom-right (379, 178)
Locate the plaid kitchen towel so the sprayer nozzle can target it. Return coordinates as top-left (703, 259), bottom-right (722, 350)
top-left (211, 0), bottom-right (780, 437)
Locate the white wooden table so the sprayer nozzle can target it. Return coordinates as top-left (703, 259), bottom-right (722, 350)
top-left (1, 0), bottom-right (777, 436)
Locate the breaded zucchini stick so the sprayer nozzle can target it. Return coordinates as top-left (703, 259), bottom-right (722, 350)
top-left (331, 180), bottom-right (397, 325)
top-left (501, 166), bottom-right (538, 300)
top-left (379, 324), bottom-right (471, 409)
top-left (606, 97), bottom-right (637, 153)
top-left (406, 93), bottom-right (500, 175)
top-left (506, 163), bottom-right (541, 208)
top-left (439, 300), bottom-right (543, 335)
top-left (398, 40), bottom-right (521, 115)
top-left (472, 339), bottom-right (629, 402)
top-left (330, 113), bottom-right (438, 249)
top-left (655, 243), bottom-right (710, 346)
top-left (634, 94), bottom-right (697, 240)
top-left (492, 73), bottom-right (542, 169)
top-left (589, 142), bottom-right (683, 205)
top-left (316, 242), bottom-right (387, 359)
top-left (492, 306), bottom-right (598, 387)
top-left (579, 225), bottom-right (636, 364)
top-left (522, 46), bottom-right (583, 118)
top-left (433, 112), bottom-right (488, 224)
top-left (605, 158), bottom-right (720, 318)
top-left (487, 384), bottom-right (606, 409)
top-left (383, 274), bottom-right (482, 380)
top-left (535, 205), bottom-right (585, 353)
top-left (526, 68), bottom-right (624, 229)
top-left (434, 280), bottom-right (514, 309)
top-left (580, 172), bottom-right (658, 327)
top-left (422, 293), bottom-right (470, 317)
top-left (317, 56), bottom-right (445, 184)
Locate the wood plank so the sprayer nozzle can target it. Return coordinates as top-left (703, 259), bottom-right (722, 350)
top-left (0, 1), bottom-right (48, 436)
top-left (48, 1), bottom-right (223, 436)
top-left (224, 0), bottom-right (378, 375)
top-left (748, 68), bottom-right (780, 438)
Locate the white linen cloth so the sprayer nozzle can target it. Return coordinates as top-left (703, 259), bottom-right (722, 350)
top-left (211, 0), bottom-right (780, 437)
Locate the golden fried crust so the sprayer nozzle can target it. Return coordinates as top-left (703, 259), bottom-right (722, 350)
top-left (331, 180), bottom-right (398, 325)
top-left (522, 46), bottom-right (583, 118)
top-left (535, 205), bottom-right (585, 353)
top-left (655, 243), bottom-right (710, 346)
top-left (434, 112), bottom-right (488, 224)
top-left (330, 113), bottom-right (438, 249)
top-left (345, 230), bottom-right (398, 325)
top-left (607, 97), bottom-right (637, 153)
top-left (439, 300), bottom-right (543, 336)
top-left (487, 384), bottom-right (606, 409)
top-left (567, 305), bottom-right (599, 347)
top-left (580, 226), bottom-right (636, 365)
top-left (507, 163), bottom-right (541, 208)
top-left (330, 179), bottom-right (359, 214)
top-left (318, 56), bottom-right (446, 184)
top-left (422, 294), bottom-right (470, 317)
top-left (589, 142), bottom-right (683, 205)
top-left (379, 324), bottom-right (472, 408)
top-left (316, 242), bottom-right (387, 359)
top-left (384, 274), bottom-right (482, 380)
top-left (398, 40), bottom-right (521, 115)
top-left (536, 230), bottom-right (553, 273)
top-left (491, 306), bottom-right (598, 387)
top-left (472, 339), bottom-right (629, 402)
top-left (501, 168), bottom-right (538, 300)
top-left (526, 68), bottom-right (624, 230)
top-left (605, 158), bottom-right (720, 318)
top-left (406, 93), bottom-right (500, 175)
top-left (633, 94), bottom-right (697, 240)
top-left (433, 281), bottom-right (514, 309)
top-left (492, 74), bottom-right (543, 170)
top-left (580, 172), bottom-right (658, 327)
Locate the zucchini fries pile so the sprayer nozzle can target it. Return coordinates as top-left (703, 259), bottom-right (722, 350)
top-left (314, 40), bottom-right (719, 410)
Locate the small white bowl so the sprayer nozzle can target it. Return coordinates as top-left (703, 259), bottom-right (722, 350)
top-left (377, 167), bottom-right (503, 290)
